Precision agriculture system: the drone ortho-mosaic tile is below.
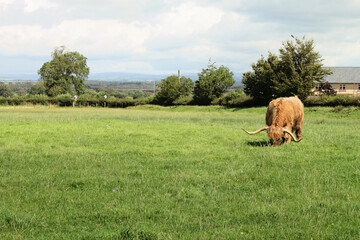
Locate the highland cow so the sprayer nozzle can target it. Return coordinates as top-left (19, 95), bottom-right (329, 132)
top-left (242, 96), bottom-right (304, 146)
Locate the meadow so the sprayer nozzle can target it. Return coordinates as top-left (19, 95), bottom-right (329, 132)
top-left (0, 105), bottom-right (360, 239)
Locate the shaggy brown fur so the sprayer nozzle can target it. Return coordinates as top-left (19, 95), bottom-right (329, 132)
top-left (242, 96), bottom-right (304, 146)
top-left (266, 96), bottom-right (304, 146)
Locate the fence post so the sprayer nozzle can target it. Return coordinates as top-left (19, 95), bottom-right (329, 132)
top-left (73, 95), bottom-right (77, 107)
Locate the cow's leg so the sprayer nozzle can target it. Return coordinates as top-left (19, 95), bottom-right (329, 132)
top-left (296, 122), bottom-right (303, 139)
top-left (283, 126), bottom-right (292, 144)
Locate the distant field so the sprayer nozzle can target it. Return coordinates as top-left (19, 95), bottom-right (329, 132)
top-left (1, 105), bottom-right (360, 239)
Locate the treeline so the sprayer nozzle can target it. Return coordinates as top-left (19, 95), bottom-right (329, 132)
top-left (2, 36), bottom-right (360, 109)
top-left (87, 80), bottom-right (156, 91)
top-left (0, 94), bottom-right (148, 107)
top-left (0, 81), bottom-right (152, 99)
top-left (0, 81), bottom-right (33, 96)
top-left (1, 93), bottom-right (360, 108)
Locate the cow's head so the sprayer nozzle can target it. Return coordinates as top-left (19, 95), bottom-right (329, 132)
top-left (242, 126), bottom-right (302, 146)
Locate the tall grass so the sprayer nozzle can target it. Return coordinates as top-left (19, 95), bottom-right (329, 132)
top-left (0, 105), bottom-right (359, 239)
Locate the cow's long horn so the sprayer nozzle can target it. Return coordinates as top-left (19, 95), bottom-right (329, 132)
top-left (242, 127), bottom-right (268, 135)
top-left (282, 128), bottom-right (302, 142)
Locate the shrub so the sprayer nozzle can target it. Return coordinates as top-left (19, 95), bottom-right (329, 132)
top-left (0, 97), bottom-right (8, 105)
top-left (304, 95), bottom-right (360, 107)
top-left (193, 60), bottom-right (235, 105)
top-left (145, 95), bottom-right (156, 105)
top-left (173, 96), bottom-right (193, 105)
top-left (107, 97), bottom-right (135, 108)
top-left (155, 75), bottom-right (194, 106)
top-left (0, 94), bottom-right (151, 108)
top-left (317, 81), bottom-right (337, 96)
top-left (77, 94), bottom-right (96, 107)
top-left (27, 95), bottom-right (50, 105)
top-left (332, 105), bottom-right (345, 113)
top-left (226, 95), bottom-right (257, 108)
top-left (55, 94), bottom-right (74, 106)
top-left (6, 97), bottom-right (25, 105)
top-left (212, 89), bottom-right (246, 106)
top-left (134, 97), bottom-right (151, 106)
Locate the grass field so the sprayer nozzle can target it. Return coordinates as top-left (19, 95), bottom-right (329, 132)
top-left (1, 105), bottom-right (360, 239)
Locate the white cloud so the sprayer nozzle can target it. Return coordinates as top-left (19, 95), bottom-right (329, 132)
top-left (0, 0), bottom-right (14, 11)
top-left (147, 2), bottom-right (223, 50)
top-left (0, 25), bottom-right (46, 55)
top-left (53, 19), bottom-right (151, 55)
top-left (24, 0), bottom-right (58, 13)
top-left (2, 0), bottom-right (360, 75)
top-left (0, 19), bottom-right (151, 56)
top-left (88, 59), bottom-right (154, 73)
top-left (318, 40), bottom-right (360, 67)
top-left (0, 2), bottom-right (224, 57)
top-left (155, 2), bottom-right (223, 36)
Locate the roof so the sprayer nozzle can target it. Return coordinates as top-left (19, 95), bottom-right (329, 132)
top-left (323, 67), bottom-right (360, 84)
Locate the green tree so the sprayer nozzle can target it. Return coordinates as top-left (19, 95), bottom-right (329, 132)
top-left (8, 82), bottom-right (28, 96)
top-left (155, 75), bottom-right (194, 105)
top-left (242, 53), bottom-right (279, 104)
top-left (243, 36), bottom-right (332, 104)
top-left (193, 59), bottom-right (235, 105)
top-left (29, 81), bottom-right (46, 95)
top-left (38, 46), bottom-right (89, 97)
top-left (131, 90), bottom-right (147, 99)
top-left (0, 83), bottom-right (14, 97)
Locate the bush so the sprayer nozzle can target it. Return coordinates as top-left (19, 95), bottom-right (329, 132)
top-left (193, 61), bottom-right (235, 105)
top-left (55, 94), bottom-right (74, 106)
top-left (145, 95), bottom-right (156, 105)
top-left (107, 97), bottom-right (135, 108)
top-left (317, 81), bottom-right (337, 96)
top-left (226, 95), bottom-right (257, 108)
top-left (155, 75), bottom-right (194, 106)
top-left (212, 89), bottom-right (245, 106)
top-left (134, 97), bottom-right (152, 106)
top-left (0, 97), bottom-right (8, 105)
top-left (5, 97), bottom-right (25, 105)
top-left (332, 105), bottom-right (345, 113)
top-left (0, 94), bottom-right (152, 108)
top-left (27, 95), bottom-right (51, 105)
top-left (304, 95), bottom-right (360, 107)
top-left (173, 96), bottom-right (193, 105)
top-left (76, 94), bottom-right (97, 107)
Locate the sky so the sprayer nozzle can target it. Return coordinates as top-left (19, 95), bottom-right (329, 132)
top-left (1, 0), bottom-right (360, 77)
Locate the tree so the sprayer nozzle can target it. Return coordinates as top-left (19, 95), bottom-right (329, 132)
top-left (242, 53), bottom-right (279, 104)
top-left (0, 83), bottom-right (14, 97)
top-left (317, 81), bottom-right (336, 95)
top-left (29, 81), bottom-right (46, 95)
top-left (193, 59), bottom-right (235, 105)
top-left (8, 82), bottom-right (28, 96)
top-left (38, 46), bottom-right (89, 97)
top-left (243, 36), bottom-right (332, 104)
top-left (155, 75), bottom-right (194, 105)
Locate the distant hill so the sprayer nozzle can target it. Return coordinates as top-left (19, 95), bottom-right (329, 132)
top-left (0, 74), bottom-right (39, 81)
top-left (0, 72), bottom-right (242, 83)
top-left (88, 72), bottom-right (200, 81)
top-left (88, 72), bottom-right (242, 83)
top-left (89, 72), bottom-right (169, 81)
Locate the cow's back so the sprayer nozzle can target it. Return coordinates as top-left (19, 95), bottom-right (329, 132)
top-left (266, 96), bottom-right (303, 127)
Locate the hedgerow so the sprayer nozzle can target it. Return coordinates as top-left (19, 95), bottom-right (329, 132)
top-left (1, 94), bottom-right (359, 108)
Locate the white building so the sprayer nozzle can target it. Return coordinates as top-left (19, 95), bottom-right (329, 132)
top-left (319, 67), bottom-right (360, 96)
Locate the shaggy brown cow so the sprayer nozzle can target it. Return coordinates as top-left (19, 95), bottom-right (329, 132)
top-left (242, 96), bottom-right (304, 146)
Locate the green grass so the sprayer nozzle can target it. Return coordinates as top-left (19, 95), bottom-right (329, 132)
top-left (1, 105), bottom-right (360, 239)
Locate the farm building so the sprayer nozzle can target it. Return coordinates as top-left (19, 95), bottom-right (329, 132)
top-left (317, 67), bottom-right (360, 96)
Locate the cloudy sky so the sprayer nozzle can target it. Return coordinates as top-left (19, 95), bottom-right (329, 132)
top-left (1, 0), bottom-right (360, 77)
